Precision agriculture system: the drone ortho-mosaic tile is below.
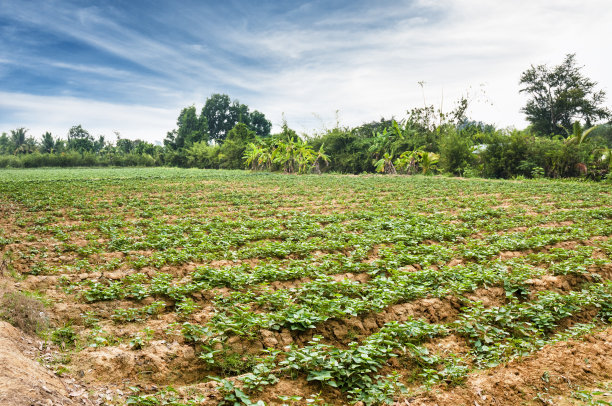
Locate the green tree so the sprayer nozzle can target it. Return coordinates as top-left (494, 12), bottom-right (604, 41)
top-left (201, 94), bottom-right (271, 142)
top-left (0, 132), bottom-right (12, 154)
top-left (218, 123), bottom-right (257, 169)
top-left (41, 132), bottom-right (55, 153)
top-left (439, 129), bottom-right (475, 175)
top-left (519, 54), bottom-right (610, 136)
top-left (93, 135), bottom-right (107, 153)
top-left (10, 128), bottom-right (27, 151)
top-left (201, 94), bottom-right (237, 143)
top-left (249, 110), bottom-right (272, 138)
top-left (226, 122), bottom-right (256, 144)
top-left (164, 106), bottom-right (208, 149)
top-left (15, 136), bottom-right (38, 155)
top-left (116, 138), bottom-right (135, 154)
top-left (177, 105), bottom-right (208, 147)
top-left (67, 125), bottom-right (95, 152)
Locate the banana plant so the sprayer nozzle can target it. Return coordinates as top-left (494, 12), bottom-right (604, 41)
top-left (395, 149), bottom-right (421, 175)
top-left (296, 142), bottom-right (315, 174)
top-left (419, 151), bottom-right (439, 175)
top-left (311, 144), bottom-right (330, 174)
top-left (395, 149), bottom-right (439, 175)
top-left (369, 120), bottom-right (409, 174)
top-left (375, 153), bottom-right (397, 174)
top-left (272, 140), bottom-right (296, 173)
top-left (243, 142), bottom-right (264, 171)
top-left (564, 121), bottom-right (599, 146)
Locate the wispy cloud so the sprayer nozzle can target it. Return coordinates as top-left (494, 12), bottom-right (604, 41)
top-left (1, 0), bottom-right (611, 141)
top-left (0, 92), bottom-right (178, 140)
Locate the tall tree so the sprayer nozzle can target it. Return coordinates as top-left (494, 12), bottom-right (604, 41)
top-left (201, 94), bottom-right (271, 142)
top-left (201, 94), bottom-right (234, 143)
top-left (0, 132), bottom-right (11, 154)
top-left (249, 110), bottom-right (272, 138)
top-left (177, 105), bottom-right (208, 147)
top-left (10, 128), bottom-right (27, 151)
top-left (519, 54), bottom-right (610, 136)
top-left (67, 125), bottom-right (95, 152)
top-left (163, 106), bottom-right (208, 149)
top-left (41, 132), bottom-right (55, 153)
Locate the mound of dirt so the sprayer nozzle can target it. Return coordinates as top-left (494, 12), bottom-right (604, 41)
top-left (405, 327), bottom-right (612, 405)
top-left (0, 321), bottom-right (76, 405)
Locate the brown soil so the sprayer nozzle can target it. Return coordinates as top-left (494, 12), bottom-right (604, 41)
top-left (404, 328), bottom-right (612, 406)
top-left (0, 321), bottom-right (84, 406)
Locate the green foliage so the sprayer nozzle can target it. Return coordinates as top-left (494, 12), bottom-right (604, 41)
top-left (2, 168), bottom-right (612, 404)
top-left (565, 121), bottom-right (599, 146)
top-left (375, 153), bottom-right (396, 174)
top-left (51, 325), bottom-right (78, 349)
top-left (308, 127), bottom-right (374, 174)
top-left (111, 301), bottom-right (166, 323)
top-left (219, 123), bottom-right (257, 169)
top-left (478, 130), bottom-right (596, 178)
top-left (67, 125), bottom-right (96, 153)
top-left (242, 124), bottom-right (317, 174)
top-left (126, 387), bottom-right (204, 406)
top-left (201, 94), bottom-right (271, 142)
top-left (439, 129), bottom-right (474, 175)
top-left (164, 106), bottom-right (208, 150)
top-left (185, 141), bottom-right (220, 168)
top-left (208, 377), bottom-right (265, 406)
top-left (519, 53), bottom-right (610, 136)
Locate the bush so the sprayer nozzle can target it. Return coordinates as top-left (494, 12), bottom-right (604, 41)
top-left (309, 129), bottom-right (374, 174)
top-left (439, 129), bottom-right (474, 175)
top-left (185, 141), bottom-right (220, 168)
top-left (479, 130), bottom-right (533, 178)
top-left (478, 130), bottom-right (597, 179)
top-left (0, 155), bottom-right (23, 168)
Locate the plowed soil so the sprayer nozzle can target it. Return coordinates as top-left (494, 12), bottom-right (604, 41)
top-left (0, 168), bottom-right (610, 405)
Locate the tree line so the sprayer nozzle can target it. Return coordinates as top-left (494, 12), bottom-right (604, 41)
top-left (2, 54), bottom-right (611, 180)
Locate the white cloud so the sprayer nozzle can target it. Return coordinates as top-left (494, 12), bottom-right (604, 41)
top-left (1, 0), bottom-right (611, 137)
top-left (0, 92), bottom-right (178, 142)
top-left (248, 0), bottom-right (612, 131)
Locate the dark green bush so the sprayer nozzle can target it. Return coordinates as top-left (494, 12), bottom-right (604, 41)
top-left (439, 129), bottom-right (475, 175)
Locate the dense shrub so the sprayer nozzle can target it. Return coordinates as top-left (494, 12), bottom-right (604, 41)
top-left (479, 131), bottom-right (596, 178)
top-left (309, 129), bottom-right (375, 174)
top-left (439, 129), bottom-right (475, 175)
top-left (0, 155), bottom-right (23, 168)
top-left (185, 141), bottom-right (220, 168)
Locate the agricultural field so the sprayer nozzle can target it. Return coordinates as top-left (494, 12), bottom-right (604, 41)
top-left (0, 167), bottom-right (611, 406)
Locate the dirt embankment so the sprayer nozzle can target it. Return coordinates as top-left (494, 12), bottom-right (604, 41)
top-left (404, 328), bottom-right (612, 406)
top-left (0, 321), bottom-right (78, 405)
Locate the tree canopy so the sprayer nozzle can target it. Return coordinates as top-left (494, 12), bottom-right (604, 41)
top-left (519, 54), bottom-right (610, 136)
top-left (201, 94), bottom-right (271, 142)
top-left (165, 94), bottom-right (272, 148)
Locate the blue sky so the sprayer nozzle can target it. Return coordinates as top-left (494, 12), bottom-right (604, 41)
top-left (1, 0), bottom-right (611, 142)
